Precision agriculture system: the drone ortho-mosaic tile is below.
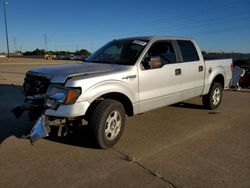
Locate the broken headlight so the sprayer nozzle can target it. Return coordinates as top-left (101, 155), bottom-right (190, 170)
top-left (45, 85), bottom-right (81, 109)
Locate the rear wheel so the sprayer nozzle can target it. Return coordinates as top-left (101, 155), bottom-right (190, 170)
top-left (89, 99), bottom-right (125, 149)
top-left (202, 82), bottom-right (223, 110)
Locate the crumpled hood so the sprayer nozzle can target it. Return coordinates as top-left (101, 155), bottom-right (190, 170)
top-left (30, 62), bottom-right (121, 83)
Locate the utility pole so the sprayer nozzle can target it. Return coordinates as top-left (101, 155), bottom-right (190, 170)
top-left (3, 0), bottom-right (10, 58)
top-left (13, 37), bottom-right (17, 52)
top-left (44, 33), bottom-right (48, 52)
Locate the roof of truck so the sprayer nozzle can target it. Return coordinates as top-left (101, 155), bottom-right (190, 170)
top-left (116, 36), bottom-right (193, 41)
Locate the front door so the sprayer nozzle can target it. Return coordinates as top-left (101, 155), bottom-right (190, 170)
top-left (138, 41), bottom-right (183, 113)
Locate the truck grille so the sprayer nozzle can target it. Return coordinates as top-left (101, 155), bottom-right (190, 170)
top-left (24, 71), bottom-right (52, 96)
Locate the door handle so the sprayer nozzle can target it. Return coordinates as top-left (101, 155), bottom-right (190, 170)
top-left (199, 66), bottom-right (203, 72)
top-left (122, 75), bottom-right (137, 80)
top-left (175, 69), bottom-right (181, 76)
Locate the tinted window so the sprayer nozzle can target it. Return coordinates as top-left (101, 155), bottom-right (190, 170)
top-left (141, 41), bottom-right (177, 70)
top-left (148, 41), bottom-right (177, 64)
top-left (177, 40), bottom-right (199, 62)
top-left (86, 39), bottom-right (148, 65)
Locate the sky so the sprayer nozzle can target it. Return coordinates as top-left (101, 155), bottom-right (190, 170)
top-left (0, 0), bottom-right (250, 53)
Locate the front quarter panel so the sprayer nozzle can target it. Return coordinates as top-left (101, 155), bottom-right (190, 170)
top-left (64, 67), bottom-right (139, 114)
top-left (82, 80), bottom-right (137, 104)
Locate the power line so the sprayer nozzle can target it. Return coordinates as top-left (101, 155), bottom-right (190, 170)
top-left (5, 0), bottom-right (248, 52)
top-left (145, 12), bottom-right (250, 34)
top-left (47, 0), bottom-right (250, 44)
top-left (146, 0), bottom-right (250, 26)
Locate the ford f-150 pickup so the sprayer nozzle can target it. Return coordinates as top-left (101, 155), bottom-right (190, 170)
top-left (13, 36), bottom-right (232, 148)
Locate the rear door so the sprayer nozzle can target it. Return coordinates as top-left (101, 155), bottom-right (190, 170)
top-left (175, 40), bottom-right (205, 100)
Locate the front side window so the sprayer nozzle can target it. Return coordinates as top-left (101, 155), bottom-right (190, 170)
top-left (85, 39), bottom-right (148, 65)
top-left (141, 41), bottom-right (177, 70)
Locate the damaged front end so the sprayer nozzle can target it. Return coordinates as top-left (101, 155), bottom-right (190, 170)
top-left (12, 71), bottom-right (52, 120)
top-left (11, 71), bottom-right (53, 143)
top-left (29, 115), bottom-right (70, 144)
top-left (12, 71), bottom-right (82, 144)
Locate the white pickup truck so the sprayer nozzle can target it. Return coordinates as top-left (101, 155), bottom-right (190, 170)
top-left (13, 36), bottom-right (232, 148)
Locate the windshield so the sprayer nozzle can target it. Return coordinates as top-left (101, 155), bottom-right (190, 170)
top-left (85, 39), bottom-right (148, 65)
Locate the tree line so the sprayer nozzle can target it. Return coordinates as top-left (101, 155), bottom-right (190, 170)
top-left (22, 48), bottom-right (91, 57)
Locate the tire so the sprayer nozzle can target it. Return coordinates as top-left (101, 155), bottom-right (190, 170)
top-left (202, 82), bottom-right (223, 110)
top-left (89, 99), bottom-right (125, 149)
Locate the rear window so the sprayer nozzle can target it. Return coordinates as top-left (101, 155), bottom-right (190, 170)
top-left (177, 40), bottom-right (200, 62)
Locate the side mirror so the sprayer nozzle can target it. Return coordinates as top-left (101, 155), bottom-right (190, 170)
top-left (142, 56), bottom-right (162, 69)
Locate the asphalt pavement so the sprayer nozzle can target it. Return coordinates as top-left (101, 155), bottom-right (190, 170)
top-left (0, 58), bottom-right (249, 188)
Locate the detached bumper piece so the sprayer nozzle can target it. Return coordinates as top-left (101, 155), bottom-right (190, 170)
top-left (29, 115), bottom-right (70, 144)
top-left (12, 103), bottom-right (43, 119)
top-left (29, 115), bottom-right (50, 144)
top-left (11, 104), bottom-right (44, 120)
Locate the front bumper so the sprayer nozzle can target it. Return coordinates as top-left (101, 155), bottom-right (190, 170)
top-left (29, 114), bottom-right (68, 144)
top-left (45, 101), bottom-right (90, 118)
top-left (12, 99), bottom-right (90, 144)
top-left (29, 111), bottom-right (84, 144)
top-left (13, 101), bottom-right (90, 119)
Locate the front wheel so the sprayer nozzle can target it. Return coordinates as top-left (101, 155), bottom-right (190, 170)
top-left (89, 99), bottom-right (125, 149)
top-left (202, 82), bottom-right (223, 110)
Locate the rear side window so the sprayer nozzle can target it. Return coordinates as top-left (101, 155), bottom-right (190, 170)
top-left (177, 40), bottom-right (200, 62)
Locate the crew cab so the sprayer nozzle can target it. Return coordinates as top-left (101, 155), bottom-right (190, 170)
top-left (13, 36), bottom-right (232, 148)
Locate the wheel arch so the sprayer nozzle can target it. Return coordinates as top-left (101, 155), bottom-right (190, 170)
top-left (85, 92), bottom-right (134, 120)
top-left (100, 92), bottom-right (134, 116)
top-left (212, 74), bottom-right (225, 88)
top-left (203, 72), bottom-right (225, 95)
